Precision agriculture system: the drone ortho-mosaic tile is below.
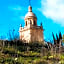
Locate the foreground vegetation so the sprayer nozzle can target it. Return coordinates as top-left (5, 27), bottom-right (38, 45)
top-left (0, 40), bottom-right (64, 64)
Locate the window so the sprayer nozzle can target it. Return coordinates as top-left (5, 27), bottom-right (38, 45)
top-left (34, 21), bottom-right (36, 26)
top-left (26, 21), bottom-right (27, 26)
top-left (30, 20), bottom-right (32, 24)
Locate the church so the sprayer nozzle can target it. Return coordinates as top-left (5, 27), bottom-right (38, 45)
top-left (19, 5), bottom-right (44, 43)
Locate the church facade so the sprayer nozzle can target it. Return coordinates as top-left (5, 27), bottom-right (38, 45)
top-left (19, 6), bottom-right (44, 43)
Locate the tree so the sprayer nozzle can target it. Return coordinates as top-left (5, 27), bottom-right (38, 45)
top-left (62, 34), bottom-right (64, 43)
top-left (52, 32), bottom-right (56, 45)
top-left (8, 29), bottom-right (19, 41)
top-left (59, 32), bottom-right (62, 40)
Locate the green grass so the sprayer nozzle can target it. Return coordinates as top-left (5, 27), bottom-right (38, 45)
top-left (0, 41), bottom-right (64, 64)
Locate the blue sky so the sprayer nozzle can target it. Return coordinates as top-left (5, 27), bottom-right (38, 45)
top-left (0, 0), bottom-right (64, 41)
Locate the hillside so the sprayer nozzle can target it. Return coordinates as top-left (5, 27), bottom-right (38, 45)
top-left (0, 40), bottom-right (64, 64)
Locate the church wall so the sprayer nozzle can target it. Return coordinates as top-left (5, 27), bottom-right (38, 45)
top-left (20, 29), bottom-right (31, 43)
top-left (31, 29), bottom-right (43, 42)
top-left (19, 28), bottom-right (44, 43)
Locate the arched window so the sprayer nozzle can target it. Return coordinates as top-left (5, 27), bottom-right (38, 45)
top-left (34, 21), bottom-right (36, 26)
top-left (30, 20), bottom-right (32, 24)
top-left (26, 21), bottom-right (27, 26)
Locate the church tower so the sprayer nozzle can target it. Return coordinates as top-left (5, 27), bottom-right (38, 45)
top-left (19, 5), bottom-right (44, 43)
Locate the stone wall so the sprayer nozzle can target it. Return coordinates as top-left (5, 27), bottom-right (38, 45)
top-left (31, 28), bottom-right (43, 42)
top-left (19, 29), bottom-right (31, 43)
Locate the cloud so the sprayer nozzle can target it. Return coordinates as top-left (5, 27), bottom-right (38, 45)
top-left (11, 16), bottom-right (25, 21)
top-left (8, 5), bottom-right (25, 21)
top-left (40, 0), bottom-right (64, 26)
top-left (8, 5), bottom-right (22, 11)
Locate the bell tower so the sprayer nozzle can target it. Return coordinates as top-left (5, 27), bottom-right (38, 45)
top-left (24, 6), bottom-right (37, 27)
top-left (19, 5), bottom-right (44, 43)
